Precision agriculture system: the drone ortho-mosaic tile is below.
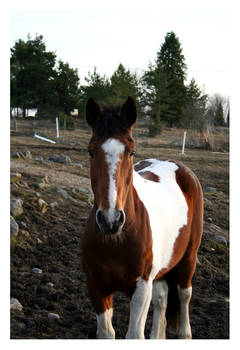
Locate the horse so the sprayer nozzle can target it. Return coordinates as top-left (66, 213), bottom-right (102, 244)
top-left (82, 96), bottom-right (203, 339)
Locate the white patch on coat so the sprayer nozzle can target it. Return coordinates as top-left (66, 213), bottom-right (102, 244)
top-left (150, 279), bottom-right (168, 339)
top-left (96, 308), bottom-right (115, 339)
top-left (177, 285), bottom-right (192, 339)
top-left (101, 138), bottom-right (125, 223)
top-left (133, 159), bottom-right (188, 278)
top-left (126, 277), bottom-right (153, 339)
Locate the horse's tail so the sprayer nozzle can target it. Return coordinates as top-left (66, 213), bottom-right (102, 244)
top-left (165, 267), bottom-right (180, 334)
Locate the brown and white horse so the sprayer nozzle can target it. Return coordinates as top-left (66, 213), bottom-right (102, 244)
top-left (82, 97), bottom-right (203, 339)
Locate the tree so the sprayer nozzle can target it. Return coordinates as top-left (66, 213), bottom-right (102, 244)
top-left (207, 94), bottom-right (226, 127)
top-left (10, 34), bottom-right (56, 116)
top-left (143, 31), bottom-right (187, 128)
top-left (54, 60), bottom-right (80, 114)
top-left (181, 78), bottom-right (208, 130)
top-left (79, 67), bottom-right (111, 114)
top-left (109, 63), bottom-right (141, 106)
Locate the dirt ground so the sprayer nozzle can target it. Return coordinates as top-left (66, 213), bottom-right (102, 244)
top-left (10, 119), bottom-right (229, 339)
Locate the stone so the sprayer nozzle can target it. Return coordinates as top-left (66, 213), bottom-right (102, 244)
top-left (207, 217), bottom-right (213, 223)
top-left (48, 313), bottom-right (60, 320)
top-left (10, 298), bottom-right (23, 311)
top-left (55, 187), bottom-right (70, 200)
top-left (38, 198), bottom-right (48, 213)
top-left (22, 151), bottom-right (32, 159)
top-left (32, 268), bottom-right (42, 274)
top-left (17, 221), bottom-right (27, 230)
top-left (35, 155), bottom-right (44, 162)
top-left (10, 173), bottom-right (22, 184)
top-left (47, 282), bottom-right (54, 288)
top-left (10, 198), bottom-right (23, 217)
top-left (203, 186), bottom-right (217, 193)
top-left (50, 202), bottom-right (58, 209)
top-left (10, 216), bottom-right (19, 238)
top-left (213, 234), bottom-right (227, 245)
top-left (12, 152), bottom-right (21, 159)
top-left (19, 230), bottom-right (30, 238)
top-left (37, 176), bottom-right (50, 190)
top-left (49, 154), bottom-right (72, 164)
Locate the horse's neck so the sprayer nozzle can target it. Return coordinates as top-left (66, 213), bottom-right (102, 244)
top-left (124, 173), bottom-right (145, 226)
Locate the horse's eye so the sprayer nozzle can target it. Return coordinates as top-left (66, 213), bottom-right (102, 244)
top-left (130, 151), bottom-right (136, 157)
top-left (88, 150), bottom-right (94, 159)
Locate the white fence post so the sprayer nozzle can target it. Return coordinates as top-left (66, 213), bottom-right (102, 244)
top-left (181, 130), bottom-right (187, 155)
top-left (56, 117), bottom-right (59, 138)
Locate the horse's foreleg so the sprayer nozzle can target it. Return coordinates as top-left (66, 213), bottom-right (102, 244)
top-left (126, 277), bottom-right (152, 339)
top-left (87, 278), bottom-right (115, 339)
top-left (96, 306), bottom-right (115, 339)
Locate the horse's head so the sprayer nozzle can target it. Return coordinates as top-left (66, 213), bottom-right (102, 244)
top-left (86, 97), bottom-right (137, 235)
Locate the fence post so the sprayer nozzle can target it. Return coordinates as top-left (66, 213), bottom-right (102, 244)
top-left (56, 117), bottom-right (59, 138)
top-left (181, 130), bottom-right (187, 155)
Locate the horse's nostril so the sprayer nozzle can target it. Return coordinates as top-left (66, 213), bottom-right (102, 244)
top-left (96, 209), bottom-right (104, 224)
top-left (118, 210), bottom-right (125, 225)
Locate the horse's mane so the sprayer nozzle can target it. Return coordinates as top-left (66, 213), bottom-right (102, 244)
top-left (95, 106), bottom-right (128, 139)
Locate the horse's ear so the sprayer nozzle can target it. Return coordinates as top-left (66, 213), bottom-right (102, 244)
top-left (86, 97), bottom-right (101, 129)
top-left (121, 96), bottom-right (137, 128)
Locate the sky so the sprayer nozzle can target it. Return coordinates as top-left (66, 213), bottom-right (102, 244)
top-left (9, 0), bottom-right (233, 98)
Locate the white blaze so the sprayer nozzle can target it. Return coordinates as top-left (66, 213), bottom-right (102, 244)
top-left (101, 138), bottom-right (125, 223)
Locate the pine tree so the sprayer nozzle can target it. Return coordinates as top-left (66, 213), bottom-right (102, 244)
top-left (142, 32), bottom-right (188, 128)
top-left (156, 31), bottom-right (187, 126)
top-left (109, 63), bottom-right (141, 106)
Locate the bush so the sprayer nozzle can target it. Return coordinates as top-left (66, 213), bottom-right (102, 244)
top-left (59, 112), bottom-right (76, 130)
top-left (148, 114), bottom-right (162, 136)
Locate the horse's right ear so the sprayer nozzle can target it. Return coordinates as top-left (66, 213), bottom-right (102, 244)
top-left (86, 98), bottom-right (101, 129)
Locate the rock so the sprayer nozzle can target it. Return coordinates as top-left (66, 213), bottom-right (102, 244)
top-left (203, 186), bottom-right (217, 193)
top-left (10, 172), bottom-right (22, 184)
top-left (72, 162), bottom-right (83, 168)
top-left (213, 234), bottom-right (227, 245)
top-left (10, 298), bottom-right (23, 311)
top-left (37, 176), bottom-right (50, 190)
top-left (19, 230), bottom-right (30, 238)
top-left (47, 282), bottom-right (54, 288)
top-left (49, 154), bottom-right (72, 164)
top-left (50, 202), bottom-right (58, 209)
top-left (48, 313), bottom-right (60, 320)
top-left (32, 268), bottom-right (42, 274)
top-left (38, 198), bottom-right (48, 213)
top-left (12, 152), bottom-right (21, 159)
top-left (22, 151), bottom-right (32, 159)
top-left (10, 198), bottom-right (23, 217)
top-left (35, 155), bottom-right (44, 162)
top-left (55, 187), bottom-right (70, 200)
top-left (17, 221), bottom-right (27, 230)
top-left (204, 222), bottom-right (229, 244)
top-left (10, 216), bottom-right (19, 238)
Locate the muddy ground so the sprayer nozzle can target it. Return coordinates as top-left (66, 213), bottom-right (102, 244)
top-left (10, 120), bottom-right (229, 339)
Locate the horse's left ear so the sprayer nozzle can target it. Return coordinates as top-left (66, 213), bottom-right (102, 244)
top-left (86, 97), bottom-right (102, 129)
top-left (121, 96), bottom-right (137, 128)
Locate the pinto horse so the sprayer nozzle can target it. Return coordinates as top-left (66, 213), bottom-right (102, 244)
top-left (82, 97), bottom-right (203, 339)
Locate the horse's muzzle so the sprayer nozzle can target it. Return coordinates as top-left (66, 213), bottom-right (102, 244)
top-left (96, 208), bottom-right (125, 235)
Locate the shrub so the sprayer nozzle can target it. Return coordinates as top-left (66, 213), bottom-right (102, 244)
top-left (59, 112), bottom-right (76, 130)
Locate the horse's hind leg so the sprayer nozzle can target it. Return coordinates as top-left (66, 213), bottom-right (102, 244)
top-left (177, 250), bottom-right (198, 339)
top-left (150, 279), bottom-right (168, 339)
